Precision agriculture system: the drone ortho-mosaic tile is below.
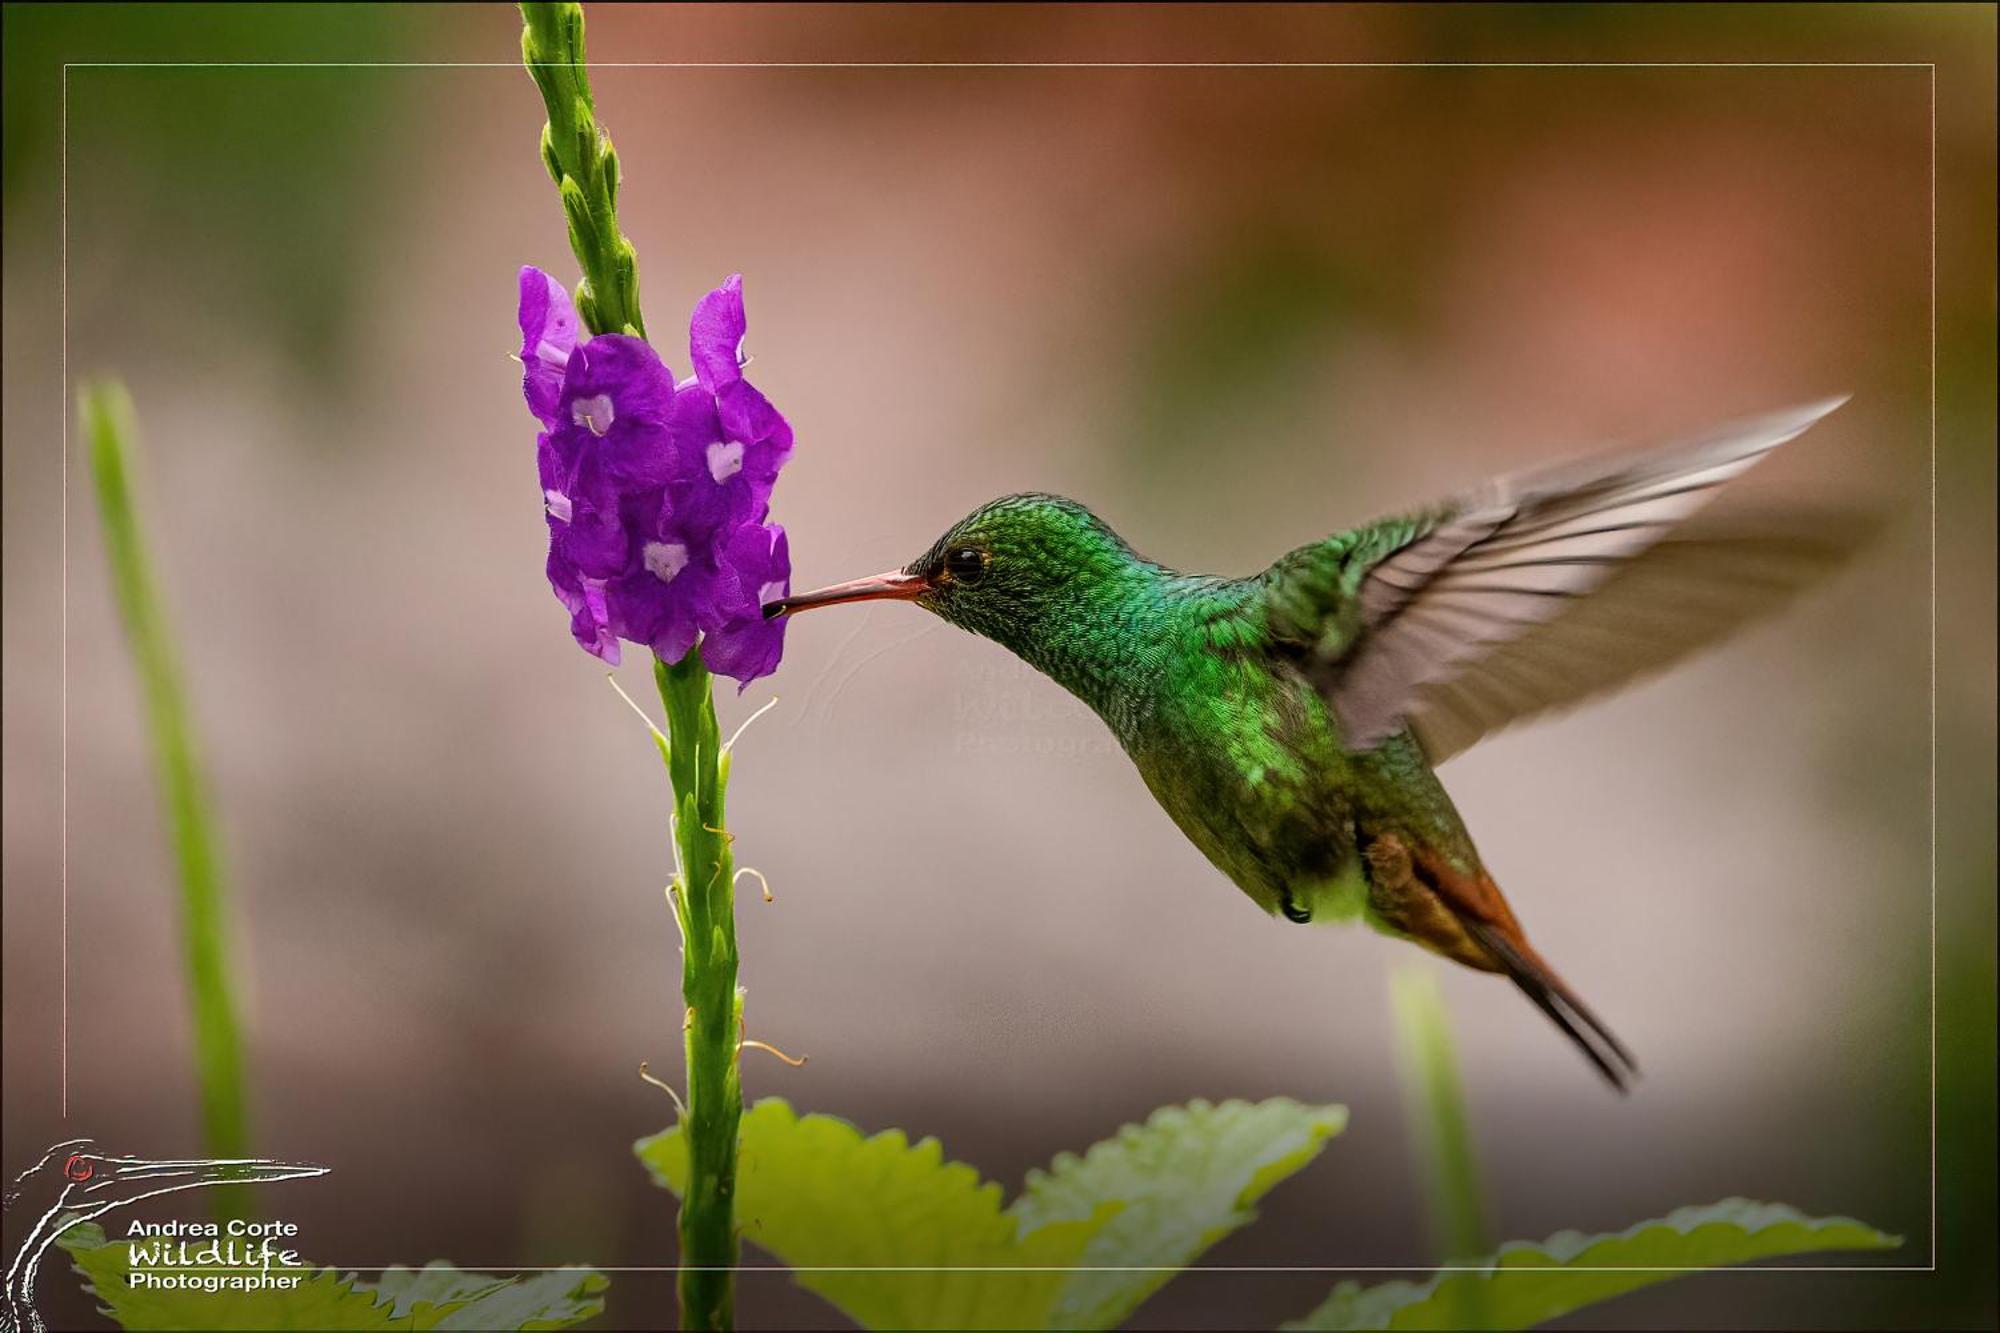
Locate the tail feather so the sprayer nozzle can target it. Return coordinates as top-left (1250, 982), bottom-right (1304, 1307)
top-left (1365, 832), bottom-right (1639, 1092)
top-left (1463, 918), bottom-right (1638, 1093)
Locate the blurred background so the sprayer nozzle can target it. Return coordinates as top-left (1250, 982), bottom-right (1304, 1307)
top-left (4, 4), bottom-right (1993, 1329)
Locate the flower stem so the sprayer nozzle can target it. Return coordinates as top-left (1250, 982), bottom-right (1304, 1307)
top-left (655, 652), bottom-right (742, 1332)
top-left (1389, 966), bottom-right (1491, 1265)
top-left (519, 6), bottom-right (743, 1326)
top-left (81, 380), bottom-right (253, 1220)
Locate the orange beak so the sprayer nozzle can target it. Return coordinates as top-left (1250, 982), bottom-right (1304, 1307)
top-left (762, 569), bottom-right (928, 619)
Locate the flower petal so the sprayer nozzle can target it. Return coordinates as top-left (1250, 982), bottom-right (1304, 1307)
top-left (547, 550), bottom-right (619, 664)
top-left (518, 267), bottom-right (579, 427)
top-left (720, 522), bottom-right (789, 613)
top-left (562, 335), bottom-right (677, 425)
top-left (607, 543), bottom-right (723, 666)
top-left (716, 379), bottom-right (792, 452)
top-left (688, 274), bottom-right (746, 394)
top-left (701, 612), bottom-right (786, 687)
top-left (559, 336), bottom-right (683, 487)
top-left (702, 524), bottom-right (789, 686)
top-left (545, 442), bottom-right (639, 578)
top-left (662, 392), bottom-right (743, 537)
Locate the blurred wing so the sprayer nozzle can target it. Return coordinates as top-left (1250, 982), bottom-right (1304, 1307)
top-left (1400, 511), bottom-right (1870, 761)
top-left (1290, 398), bottom-right (1854, 757)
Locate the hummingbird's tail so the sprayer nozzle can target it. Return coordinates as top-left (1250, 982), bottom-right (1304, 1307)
top-left (1459, 917), bottom-right (1638, 1093)
top-left (1362, 833), bottom-right (1638, 1091)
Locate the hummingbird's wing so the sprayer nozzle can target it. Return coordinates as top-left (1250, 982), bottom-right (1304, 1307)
top-left (1276, 398), bottom-right (1863, 761)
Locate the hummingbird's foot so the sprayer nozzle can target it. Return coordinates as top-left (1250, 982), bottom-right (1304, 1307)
top-left (1360, 833), bottom-right (1491, 971)
top-left (1361, 834), bottom-right (1415, 889)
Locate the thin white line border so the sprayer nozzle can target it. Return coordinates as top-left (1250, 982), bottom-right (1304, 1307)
top-left (53, 54), bottom-right (1940, 1281)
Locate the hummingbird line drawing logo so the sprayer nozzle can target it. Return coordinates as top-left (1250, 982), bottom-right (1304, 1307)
top-left (1, 1138), bottom-right (327, 1333)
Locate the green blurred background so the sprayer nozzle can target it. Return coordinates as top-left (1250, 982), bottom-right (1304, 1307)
top-left (3, 4), bottom-right (1993, 1329)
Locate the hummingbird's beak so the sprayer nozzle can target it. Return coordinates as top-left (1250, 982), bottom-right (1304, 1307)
top-left (763, 569), bottom-right (927, 619)
top-left (81, 1154), bottom-right (329, 1208)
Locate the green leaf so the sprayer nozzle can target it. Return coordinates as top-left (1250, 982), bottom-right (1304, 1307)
top-left (638, 1097), bottom-right (1344, 1332)
top-left (1282, 1199), bottom-right (1900, 1331)
top-left (1009, 1098), bottom-right (1347, 1330)
top-left (57, 1223), bottom-right (605, 1331)
top-left (360, 1265), bottom-right (510, 1319)
top-left (368, 1264), bottom-right (608, 1331)
top-left (637, 1099), bottom-right (1119, 1331)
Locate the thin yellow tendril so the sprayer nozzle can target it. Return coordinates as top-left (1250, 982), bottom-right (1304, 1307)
top-left (738, 1038), bottom-right (807, 1068)
top-left (723, 695), bottom-right (780, 754)
top-left (637, 1062), bottom-right (687, 1118)
top-left (605, 672), bottom-right (669, 746)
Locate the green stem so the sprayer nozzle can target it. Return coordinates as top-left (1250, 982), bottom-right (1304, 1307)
top-left (519, 6), bottom-right (742, 1326)
top-left (81, 380), bottom-right (252, 1218)
top-left (656, 653), bottom-right (742, 1332)
top-left (1389, 966), bottom-right (1490, 1265)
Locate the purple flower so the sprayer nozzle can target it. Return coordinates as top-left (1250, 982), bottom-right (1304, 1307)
top-left (605, 519), bottom-right (729, 667)
top-left (701, 524), bottom-right (791, 683)
top-left (672, 276), bottom-right (795, 539)
top-left (555, 336), bottom-right (680, 487)
top-left (519, 267), bottom-right (791, 684)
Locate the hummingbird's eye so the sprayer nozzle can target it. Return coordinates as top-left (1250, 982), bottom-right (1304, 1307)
top-left (943, 547), bottom-right (988, 584)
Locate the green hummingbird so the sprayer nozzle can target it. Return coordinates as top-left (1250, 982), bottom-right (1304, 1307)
top-left (766, 399), bottom-right (1862, 1089)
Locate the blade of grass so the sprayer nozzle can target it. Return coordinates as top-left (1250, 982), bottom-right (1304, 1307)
top-left (82, 379), bottom-right (252, 1218)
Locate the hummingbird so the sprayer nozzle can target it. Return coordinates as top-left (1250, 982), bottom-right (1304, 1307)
top-left (766, 399), bottom-right (1863, 1089)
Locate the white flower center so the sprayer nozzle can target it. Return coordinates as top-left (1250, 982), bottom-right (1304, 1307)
top-left (544, 490), bottom-right (573, 523)
top-left (757, 580), bottom-right (786, 605)
top-left (571, 393), bottom-right (615, 437)
top-left (644, 541), bottom-right (690, 583)
top-left (706, 440), bottom-right (745, 483)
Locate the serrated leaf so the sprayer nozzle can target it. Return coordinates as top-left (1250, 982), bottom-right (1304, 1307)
top-left (1009, 1097), bottom-right (1347, 1330)
top-left (1282, 1199), bottom-right (1900, 1331)
top-left (59, 1224), bottom-right (426, 1331)
top-left (365, 1266), bottom-right (512, 1319)
top-left (56, 1223), bottom-right (604, 1331)
top-left (637, 1099), bottom-right (1118, 1331)
top-left (369, 1264), bottom-right (608, 1331)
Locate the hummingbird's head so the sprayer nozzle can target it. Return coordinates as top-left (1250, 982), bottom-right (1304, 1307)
top-left (4, 1138), bottom-right (327, 1232)
top-left (766, 493), bottom-right (1144, 652)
